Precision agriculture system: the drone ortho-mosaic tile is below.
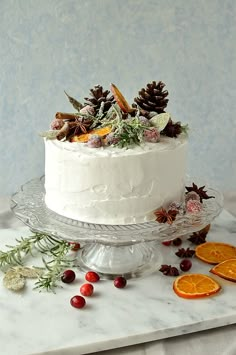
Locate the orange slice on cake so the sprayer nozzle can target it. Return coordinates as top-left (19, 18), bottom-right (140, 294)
top-left (173, 274), bottom-right (221, 299)
top-left (195, 242), bottom-right (236, 265)
top-left (210, 258), bottom-right (236, 282)
top-left (71, 126), bottom-right (112, 143)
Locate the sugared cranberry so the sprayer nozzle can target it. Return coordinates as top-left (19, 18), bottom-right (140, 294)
top-left (80, 283), bottom-right (94, 297)
top-left (70, 242), bottom-right (81, 251)
top-left (172, 237), bottom-right (182, 246)
top-left (61, 270), bottom-right (76, 283)
top-left (85, 271), bottom-right (100, 283)
top-left (70, 295), bottom-right (86, 309)
top-left (114, 276), bottom-right (127, 289)
top-left (162, 240), bottom-right (172, 246)
top-left (180, 259), bottom-right (192, 272)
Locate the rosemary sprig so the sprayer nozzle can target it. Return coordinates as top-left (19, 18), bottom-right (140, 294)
top-left (0, 233), bottom-right (46, 268)
top-left (34, 241), bottom-right (74, 292)
top-left (181, 124), bottom-right (189, 135)
top-left (101, 105), bottom-right (148, 148)
top-left (0, 233), bottom-right (77, 292)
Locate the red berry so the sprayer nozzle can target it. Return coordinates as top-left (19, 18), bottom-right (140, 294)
top-left (61, 270), bottom-right (76, 283)
top-left (70, 242), bottom-right (80, 251)
top-left (180, 259), bottom-right (192, 272)
top-left (162, 240), bottom-right (172, 246)
top-left (70, 295), bottom-right (86, 309)
top-left (114, 276), bottom-right (127, 288)
top-left (172, 237), bottom-right (182, 246)
top-left (80, 283), bottom-right (94, 297)
top-left (85, 271), bottom-right (100, 283)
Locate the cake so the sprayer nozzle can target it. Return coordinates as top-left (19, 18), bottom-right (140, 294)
top-left (42, 81), bottom-right (188, 225)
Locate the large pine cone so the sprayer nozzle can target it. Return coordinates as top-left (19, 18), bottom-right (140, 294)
top-left (134, 81), bottom-right (169, 114)
top-left (84, 85), bottom-right (115, 114)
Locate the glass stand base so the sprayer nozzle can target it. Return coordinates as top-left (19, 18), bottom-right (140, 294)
top-left (77, 241), bottom-right (163, 279)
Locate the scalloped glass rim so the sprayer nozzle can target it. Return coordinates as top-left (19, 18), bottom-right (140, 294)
top-left (10, 176), bottom-right (224, 246)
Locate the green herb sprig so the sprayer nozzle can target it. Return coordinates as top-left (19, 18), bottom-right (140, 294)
top-left (0, 233), bottom-right (76, 292)
top-left (101, 105), bottom-right (149, 148)
top-left (34, 241), bottom-right (74, 292)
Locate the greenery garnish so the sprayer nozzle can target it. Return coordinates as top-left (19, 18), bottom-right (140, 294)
top-left (34, 241), bottom-right (74, 292)
top-left (0, 233), bottom-right (75, 292)
top-left (64, 91), bottom-right (83, 111)
top-left (101, 105), bottom-right (149, 148)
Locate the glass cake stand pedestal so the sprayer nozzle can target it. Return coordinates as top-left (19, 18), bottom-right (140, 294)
top-left (10, 177), bottom-right (223, 279)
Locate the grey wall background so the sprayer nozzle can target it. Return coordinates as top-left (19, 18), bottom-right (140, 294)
top-left (1, 0), bottom-right (236, 195)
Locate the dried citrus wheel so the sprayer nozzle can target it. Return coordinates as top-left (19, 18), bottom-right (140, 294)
top-left (195, 242), bottom-right (236, 264)
top-left (210, 258), bottom-right (236, 282)
top-left (173, 274), bottom-right (221, 299)
top-left (71, 126), bottom-right (112, 143)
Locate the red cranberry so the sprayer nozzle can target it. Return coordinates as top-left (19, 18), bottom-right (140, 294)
top-left (114, 276), bottom-right (127, 288)
top-left (162, 240), bottom-right (172, 246)
top-left (180, 259), bottom-right (192, 272)
top-left (85, 271), bottom-right (100, 283)
top-left (172, 237), bottom-right (182, 246)
top-left (80, 283), bottom-right (94, 297)
top-left (61, 270), bottom-right (76, 283)
top-left (70, 295), bottom-right (86, 309)
top-left (70, 242), bottom-right (81, 251)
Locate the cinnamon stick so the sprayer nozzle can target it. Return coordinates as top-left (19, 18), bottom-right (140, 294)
top-left (55, 112), bottom-right (77, 120)
top-left (56, 122), bottom-right (71, 141)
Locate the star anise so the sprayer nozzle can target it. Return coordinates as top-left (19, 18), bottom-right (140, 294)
top-left (74, 117), bottom-right (93, 134)
top-left (154, 208), bottom-right (178, 225)
top-left (188, 232), bottom-right (207, 245)
top-left (175, 247), bottom-right (195, 258)
top-left (161, 119), bottom-right (182, 138)
top-left (185, 183), bottom-right (215, 203)
top-left (188, 224), bottom-right (211, 245)
top-left (159, 265), bottom-right (179, 276)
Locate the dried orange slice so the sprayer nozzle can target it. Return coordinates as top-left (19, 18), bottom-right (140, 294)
top-left (210, 258), bottom-right (236, 282)
top-left (195, 242), bottom-right (236, 264)
top-left (173, 274), bottom-right (221, 299)
top-left (71, 126), bottom-right (112, 143)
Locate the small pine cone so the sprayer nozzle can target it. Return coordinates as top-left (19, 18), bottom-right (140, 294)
top-left (84, 85), bottom-right (115, 114)
top-left (134, 81), bottom-right (169, 114)
top-left (161, 119), bottom-right (182, 138)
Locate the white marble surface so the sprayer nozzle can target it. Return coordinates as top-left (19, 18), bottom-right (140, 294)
top-left (0, 199), bottom-right (236, 355)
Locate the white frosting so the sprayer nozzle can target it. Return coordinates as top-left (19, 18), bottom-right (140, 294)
top-left (44, 136), bottom-right (187, 225)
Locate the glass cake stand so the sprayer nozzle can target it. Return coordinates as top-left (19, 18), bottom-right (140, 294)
top-left (10, 177), bottom-right (223, 279)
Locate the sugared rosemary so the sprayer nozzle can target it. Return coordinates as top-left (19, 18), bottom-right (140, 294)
top-left (0, 233), bottom-right (75, 292)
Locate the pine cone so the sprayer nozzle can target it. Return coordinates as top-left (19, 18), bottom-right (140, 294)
top-left (161, 119), bottom-right (182, 138)
top-left (134, 81), bottom-right (169, 114)
top-left (84, 85), bottom-right (115, 114)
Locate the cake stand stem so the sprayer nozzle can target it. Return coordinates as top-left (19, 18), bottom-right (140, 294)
top-left (77, 241), bottom-right (163, 279)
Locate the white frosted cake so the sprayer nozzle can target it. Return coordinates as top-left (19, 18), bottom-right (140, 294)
top-left (45, 136), bottom-right (187, 224)
top-left (43, 81), bottom-right (188, 225)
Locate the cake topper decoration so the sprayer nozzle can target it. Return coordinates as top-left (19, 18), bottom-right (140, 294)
top-left (40, 81), bottom-right (188, 148)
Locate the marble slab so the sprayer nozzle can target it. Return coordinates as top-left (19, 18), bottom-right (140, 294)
top-left (0, 210), bottom-right (236, 355)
